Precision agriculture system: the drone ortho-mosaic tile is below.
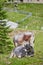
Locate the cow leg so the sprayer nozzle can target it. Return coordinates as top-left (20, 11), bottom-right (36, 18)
top-left (30, 34), bottom-right (35, 48)
top-left (15, 42), bottom-right (18, 47)
top-left (9, 49), bottom-right (14, 58)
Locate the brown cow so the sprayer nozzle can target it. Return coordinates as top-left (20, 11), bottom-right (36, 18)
top-left (13, 31), bottom-right (34, 47)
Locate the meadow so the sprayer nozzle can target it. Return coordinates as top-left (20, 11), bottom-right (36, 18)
top-left (0, 31), bottom-right (43, 65)
top-left (6, 3), bottom-right (43, 30)
top-left (0, 3), bottom-right (43, 65)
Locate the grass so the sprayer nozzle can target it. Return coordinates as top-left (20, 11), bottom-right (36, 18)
top-left (0, 3), bottom-right (43, 65)
top-left (0, 31), bottom-right (43, 65)
top-left (6, 11), bottom-right (26, 22)
top-left (5, 3), bottom-right (43, 30)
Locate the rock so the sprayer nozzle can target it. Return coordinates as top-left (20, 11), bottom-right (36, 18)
top-left (6, 21), bottom-right (18, 29)
top-left (0, 19), bottom-right (18, 29)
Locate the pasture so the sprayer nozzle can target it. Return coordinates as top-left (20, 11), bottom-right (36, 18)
top-left (0, 31), bottom-right (43, 65)
top-left (6, 3), bottom-right (43, 30)
top-left (0, 3), bottom-right (43, 65)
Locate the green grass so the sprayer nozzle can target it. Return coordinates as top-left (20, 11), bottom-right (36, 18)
top-left (0, 3), bottom-right (43, 65)
top-left (6, 12), bottom-right (26, 22)
top-left (0, 31), bottom-right (43, 65)
top-left (5, 3), bottom-right (43, 30)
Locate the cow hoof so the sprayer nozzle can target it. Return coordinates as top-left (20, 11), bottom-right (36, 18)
top-left (28, 54), bottom-right (34, 57)
top-left (18, 55), bottom-right (21, 58)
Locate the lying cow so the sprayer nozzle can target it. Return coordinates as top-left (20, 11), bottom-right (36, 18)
top-left (13, 31), bottom-right (35, 47)
top-left (10, 44), bottom-right (34, 58)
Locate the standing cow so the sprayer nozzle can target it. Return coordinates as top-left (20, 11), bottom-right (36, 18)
top-left (13, 31), bottom-right (34, 47)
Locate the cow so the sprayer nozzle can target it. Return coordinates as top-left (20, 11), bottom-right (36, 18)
top-left (10, 43), bottom-right (34, 58)
top-left (13, 31), bottom-right (35, 47)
